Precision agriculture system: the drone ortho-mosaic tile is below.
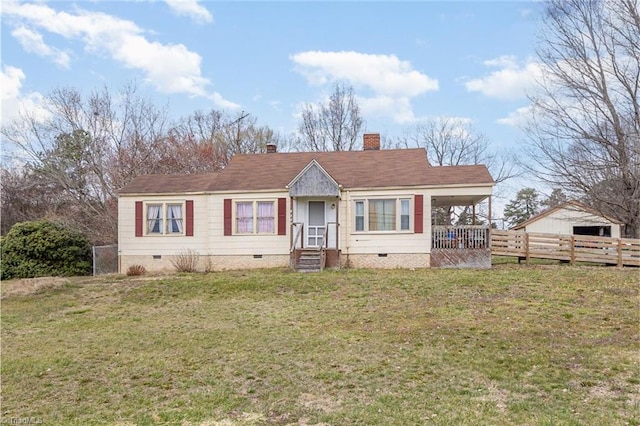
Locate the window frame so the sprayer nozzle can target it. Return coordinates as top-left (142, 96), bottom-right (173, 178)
top-left (166, 203), bottom-right (184, 234)
top-left (235, 201), bottom-right (254, 234)
top-left (145, 201), bottom-right (185, 236)
top-left (256, 201), bottom-right (275, 234)
top-left (400, 199), bottom-right (411, 231)
top-left (352, 197), bottom-right (413, 233)
top-left (234, 200), bottom-right (277, 235)
top-left (355, 200), bottom-right (365, 232)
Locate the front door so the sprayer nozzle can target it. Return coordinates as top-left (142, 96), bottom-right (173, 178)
top-left (308, 201), bottom-right (325, 247)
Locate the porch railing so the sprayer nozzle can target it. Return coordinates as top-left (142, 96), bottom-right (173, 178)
top-left (432, 226), bottom-right (489, 249)
top-left (321, 226), bottom-right (328, 271)
top-left (291, 222), bottom-right (304, 252)
top-left (324, 221), bottom-right (338, 250)
top-left (320, 221), bottom-right (337, 270)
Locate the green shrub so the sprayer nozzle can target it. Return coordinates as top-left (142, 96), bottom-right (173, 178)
top-left (0, 220), bottom-right (92, 280)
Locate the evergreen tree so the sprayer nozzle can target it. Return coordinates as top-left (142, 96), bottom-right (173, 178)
top-left (504, 188), bottom-right (540, 228)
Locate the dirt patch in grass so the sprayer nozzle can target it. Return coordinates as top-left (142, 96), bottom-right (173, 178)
top-left (298, 392), bottom-right (342, 413)
top-left (1, 276), bottom-right (71, 297)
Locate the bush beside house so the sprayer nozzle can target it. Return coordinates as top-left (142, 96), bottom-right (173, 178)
top-left (0, 220), bottom-right (92, 280)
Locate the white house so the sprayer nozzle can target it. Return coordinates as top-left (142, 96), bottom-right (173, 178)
top-left (513, 200), bottom-right (622, 238)
top-left (118, 134), bottom-right (495, 272)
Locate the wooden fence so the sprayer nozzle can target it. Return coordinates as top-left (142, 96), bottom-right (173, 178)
top-left (491, 230), bottom-right (640, 267)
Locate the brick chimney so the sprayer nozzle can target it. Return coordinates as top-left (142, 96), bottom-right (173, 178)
top-left (266, 143), bottom-right (277, 153)
top-left (363, 133), bottom-right (380, 150)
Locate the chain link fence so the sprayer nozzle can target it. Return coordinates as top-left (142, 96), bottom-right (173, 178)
top-left (93, 244), bottom-right (118, 276)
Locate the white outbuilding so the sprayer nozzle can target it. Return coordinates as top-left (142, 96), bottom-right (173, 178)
top-left (513, 201), bottom-right (622, 238)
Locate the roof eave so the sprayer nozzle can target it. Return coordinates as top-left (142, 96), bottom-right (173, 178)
top-left (119, 190), bottom-right (210, 197)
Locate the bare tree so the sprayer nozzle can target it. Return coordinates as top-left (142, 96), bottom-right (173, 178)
top-left (1, 83), bottom-right (283, 242)
top-left (0, 167), bottom-right (66, 235)
top-left (217, 111), bottom-right (280, 160)
top-left (297, 84), bottom-right (364, 151)
top-left (398, 117), bottom-right (518, 224)
top-left (523, 0), bottom-right (640, 237)
top-left (169, 109), bottom-right (281, 169)
top-left (1, 83), bottom-right (170, 243)
top-left (399, 117), bottom-right (516, 183)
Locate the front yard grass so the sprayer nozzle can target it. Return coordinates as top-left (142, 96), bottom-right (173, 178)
top-left (1, 265), bottom-right (639, 425)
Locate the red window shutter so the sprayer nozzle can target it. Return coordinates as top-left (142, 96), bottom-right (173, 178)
top-left (135, 201), bottom-right (143, 237)
top-left (185, 200), bottom-right (194, 236)
top-left (414, 194), bottom-right (424, 234)
top-left (224, 199), bottom-right (232, 236)
top-left (277, 197), bottom-right (287, 235)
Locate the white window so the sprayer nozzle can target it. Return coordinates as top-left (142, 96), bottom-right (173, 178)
top-left (401, 199), bottom-right (410, 231)
top-left (236, 202), bottom-right (254, 233)
top-left (147, 203), bottom-right (184, 235)
top-left (355, 201), bottom-right (365, 231)
top-left (257, 201), bottom-right (275, 233)
top-left (167, 204), bottom-right (184, 233)
top-left (147, 204), bottom-right (162, 234)
top-left (369, 199), bottom-right (396, 231)
top-left (354, 198), bottom-right (412, 232)
top-left (236, 201), bottom-right (276, 234)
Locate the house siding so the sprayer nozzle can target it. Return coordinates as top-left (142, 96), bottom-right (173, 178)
top-left (118, 194), bottom-right (210, 272)
top-left (118, 182), bottom-right (493, 272)
top-left (340, 189), bottom-right (431, 257)
top-left (208, 192), bottom-right (291, 256)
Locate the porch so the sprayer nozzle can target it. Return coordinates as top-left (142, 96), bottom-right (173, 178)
top-left (431, 225), bottom-right (491, 268)
top-left (429, 193), bottom-right (492, 269)
top-left (287, 159), bottom-right (342, 272)
top-left (290, 222), bottom-right (340, 272)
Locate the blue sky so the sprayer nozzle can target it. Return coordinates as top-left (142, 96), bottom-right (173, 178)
top-left (1, 0), bottom-right (545, 206)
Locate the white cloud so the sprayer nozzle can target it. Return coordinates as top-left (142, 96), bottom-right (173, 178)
top-left (11, 26), bottom-right (71, 68)
top-left (1, 66), bottom-right (25, 101)
top-left (291, 50), bottom-right (438, 96)
top-left (2, 0), bottom-right (237, 109)
top-left (465, 55), bottom-right (542, 100)
top-left (164, 0), bottom-right (213, 24)
top-left (291, 50), bottom-right (438, 124)
top-left (496, 105), bottom-right (534, 127)
top-left (0, 65), bottom-right (50, 127)
top-left (358, 96), bottom-right (417, 124)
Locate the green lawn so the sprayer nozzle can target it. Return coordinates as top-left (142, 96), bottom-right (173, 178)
top-left (2, 265), bottom-right (639, 425)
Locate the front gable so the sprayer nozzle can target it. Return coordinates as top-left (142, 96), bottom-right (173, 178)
top-left (287, 160), bottom-right (340, 197)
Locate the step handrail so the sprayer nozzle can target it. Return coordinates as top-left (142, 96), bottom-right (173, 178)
top-left (320, 221), bottom-right (337, 270)
top-left (290, 222), bottom-right (304, 253)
